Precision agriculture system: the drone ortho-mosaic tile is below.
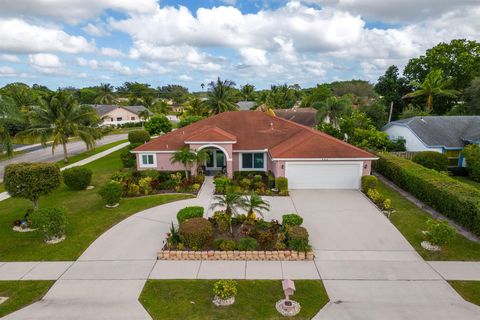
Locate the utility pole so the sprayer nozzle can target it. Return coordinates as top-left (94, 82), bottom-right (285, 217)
top-left (388, 101), bottom-right (394, 123)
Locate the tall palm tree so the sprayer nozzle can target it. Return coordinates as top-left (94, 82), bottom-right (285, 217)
top-left (404, 69), bottom-right (459, 112)
top-left (170, 147), bottom-right (207, 178)
top-left (205, 78), bottom-right (238, 114)
top-left (95, 83), bottom-right (114, 104)
top-left (313, 96), bottom-right (351, 128)
top-left (243, 192), bottom-right (270, 218)
top-left (17, 91), bottom-right (102, 163)
top-left (0, 95), bottom-right (22, 157)
top-left (240, 84), bottom-right (256, 101)
top-left (183, 97), bottom-right (209, 117)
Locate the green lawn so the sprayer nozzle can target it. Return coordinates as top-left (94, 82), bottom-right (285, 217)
top-left (453, 176), bottom-right (480, 190)
top-left (449, 281), bottom-right (480, 306)
top-left (377, 180), bottom-right (480, 261)
top-left (56, 139), bottom-right (128, 167)
top-left (140, 280), bottom-right (329, 320)
top-left (0, 183), bottom-right (4, 193)
top-left (0, 148), bottom-right (192, 261)
top-left (0, 281), bottom-right (54, 317)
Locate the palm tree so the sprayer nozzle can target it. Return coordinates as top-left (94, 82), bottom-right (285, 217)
top-left (183, 97), bottom-right (209, 117)
top-left (210, 191), bottom-right (245, 234)
top-left (240, 84), bottom-right (256, 101)
top-left (205, 77), bottom-right (238, 114)
top-left (170, 147), bottom-right (207, 178)
top-left (0, 95), bottom-right (22, 157)
top-left (17, 91), bottom-right (102, 163)
top-left (404, 69), bottom-right (459, 112)
top-left (243, 192), bottom-right (270, 218)
top-left (313, 96), bottom-right (351, 128)
top-left (95, 83), bottom-right (114, 104)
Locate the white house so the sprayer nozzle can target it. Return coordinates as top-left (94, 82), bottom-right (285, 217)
top-left (383, 116), bottom-right (480, 167)
top-left (91, 105), bottom-right (150, 126)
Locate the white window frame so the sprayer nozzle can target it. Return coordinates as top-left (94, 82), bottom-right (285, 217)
top-left (140, 153), bottom-right (157, 168)
top-left (239, 152), bottom-right (266, 171)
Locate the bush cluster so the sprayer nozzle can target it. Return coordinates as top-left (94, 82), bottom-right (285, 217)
top-left (121, 143), bottom-right (141, 168)
top-left (62, 167), bottom-right (92, 190)
top-left (179, 217), bottom-right (213, 249)
top-left (128, 130), bottom-right (151, 144)
top-left (34, 207), bottom-right (67, 241)
top-left (213, 280), bottom-right (237, 300)
top-left (462, 144), bottom-right (480, 182)
top-left (361, 175), bottom-right (378, 193)
top-left (425, 219), bottom-right (456, 246)
top-left (275, 177), bottom-right (288, 192)
top-left (98, 181), bottom-right (123, 206)
top-left (374, 152), bottom-right (480, 235)
top-left (282, 214), bottom-right (303, 227)
top-left (286, 226), bottom-right (310, 252)
top-left (177, 206), bottom-right (204, 223)
top-left (237, 237), bottom-right (258, 251)
top-left (412, 151), bottom-right (449, 172)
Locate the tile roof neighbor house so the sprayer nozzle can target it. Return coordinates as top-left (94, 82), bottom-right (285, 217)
top-left (133, 111), bottom-right (377, 189)
top-left (383, 116), bottom-right (480, 167)
top-left (92, 104), bottom-right (150, 126)
top-left (274, 107), bottom-right (318, 128)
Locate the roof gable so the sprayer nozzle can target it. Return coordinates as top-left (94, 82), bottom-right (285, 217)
top-left (186, 126), bottom-right (237, 142)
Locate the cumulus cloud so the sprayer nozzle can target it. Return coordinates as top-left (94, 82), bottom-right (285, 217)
top-left (239, 48), bottom-right (268, 66)
top-left (29, 53), bottom-right (67, 74)
top-left (0, 19), bottom-right (94, 54)
top-left (100, 47), bottom-right (124, 57)
top-left (179, 74), bottom-right (193, 81)
top-left (83, 23), bottom-right (110, 37)
top-left (0, 66), bottom-right (17, 76)
top-left (0, 54), bottom-right (20, 63)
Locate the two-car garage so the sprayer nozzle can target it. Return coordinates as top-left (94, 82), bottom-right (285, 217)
top-left (284, 162), bottom-right (363, 190)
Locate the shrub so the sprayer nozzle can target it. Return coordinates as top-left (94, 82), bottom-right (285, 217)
top-left (34, 207), bottom-right (67, 241)
top-left (192, 183), bottom-right (201, 192)
top-left (267, 172), bottom-right (275, 189)
top-left (4, 162), bottom-right (62, 210)
top-left (213, 211), bottom-right (231, 232)
top-left (233, 171), bottom-right (266, 180)
top-left (179, 217), bottom-right (213, 249)
top-left (412, 151), bottom-right (449, 172)
top-left (127, 183), bottom-right (140, 196)
top-left (140, 169), bottom-right (160, 180)
top-left (158, 180), bottom-right (177, 190)
top-left (144, 114), bottom-right (172, 135)
top-left (128, 130), bottom-right (151, 144)
top-left (98, 181), bottom-right (123, 206)
top-left (425, 219), bottom-right (456, 246)
top-left (361, 175), bottom-right (378, 193)
top-left (177, 115), bottom-right (204, 128)
top-left (282, 214), bottom-right (303, 227)
top-left (219, 239), bottom-right (236, 251)
top-left (253, 175), bottom-right (263, 183)
top-left (275, 177), bottom-right (288, 192)
top-left (121, 143), bottom-right (141, 168)
top-left (239, 178), bottom-right (251, 190)
top-left (213, 280), bottom-right (237, 300)
top-left (374, 152), bottom-right (480, 235)
top-left (237, 237), bottom-right (258, 251)
top-left (287, 226), bottom-right (310, 252)
top-left (462, 144), bottom-right (480, 182)
top-left (62, 167), bottom-right (92, 191)
top-left (177, 206), bottom-right (205, 223)
top-left (139, 177), bottom-right (153, 195)
top-left (214, 176), bottom-right (230, 194)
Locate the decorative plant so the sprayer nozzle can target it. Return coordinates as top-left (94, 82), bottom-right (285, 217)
top-left (139, 177), bottom-right (153, 195)
top-left (98, 181), bottom-right (123, 206)
top-left (62, 167), bottom-right (92, 191)
top-left (167, 221), bottom-right (181, 247)
top-left (179, 217), bottom-right (213, 249)
top-left (237, 237), bottom-right (258, 251)
top-left (282, 214), bottom-right (303, 227)
top-left (425, 219), bottom-right (456, 246)
top-left (213, 280), bottom-right (238, 300)
top-left (287, 226), bottom-right (310, 252)
top-left (213, 211), bottom-right (231, 232)
top-left (177, 206), bottom-right (204, 223)
top-left (33, 207), bottom-right (67, 242)
top-left (361, 175), bottom-right (378, 193)
top-left (243, 193), bottom-right (270, 220)
top-left (210, 191), bottom-right (245, 234)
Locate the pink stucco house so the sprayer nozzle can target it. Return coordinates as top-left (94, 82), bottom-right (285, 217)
top-left (133, 111), bottom-right (377, 189)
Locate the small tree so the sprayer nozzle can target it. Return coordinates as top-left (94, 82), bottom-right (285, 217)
top-left (144, 114), bottom-right (172, 135)
top-left (243, 192), bottom-right (270, 218)
top-left (170, 147), bottom-right (207, 178)
top-left (4, 163), bottom-right (62, 210)
top-left (210, 191), bottom-right (245, 234)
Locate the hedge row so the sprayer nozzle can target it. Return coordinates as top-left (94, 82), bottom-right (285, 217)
top-left (374, 152), bottom-right (480, 235)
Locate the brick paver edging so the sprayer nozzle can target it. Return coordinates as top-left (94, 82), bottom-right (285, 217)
top-left (158, 250), bottom-right (314, 261)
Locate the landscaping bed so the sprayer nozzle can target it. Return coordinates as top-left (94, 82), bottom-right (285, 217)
top-left (140, 280), bottom-right (329, 320)
top-left (0, 281), bottom-right (54, 317)
top-left (214, 171), bottom-right (289, 196)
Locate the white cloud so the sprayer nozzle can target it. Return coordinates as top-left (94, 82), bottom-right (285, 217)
top-left (0, 19), bottom-right (94, 54)
top-left (100, 47), bottom-right (124, 57)
top-left (0, 66), bottom-right (16, 76)
top-left (1, 0), bottom-right (158, 24)
top-left (83, 23), bottom-right (110, 37)
top-left (0, 54), bottom-right (20, 63)
top-left (239, 48), bottom-right (268, 66)
top-left (29, 53), bottom-right (67, 74)
top-left (179, 74), bottom-right (193, 81)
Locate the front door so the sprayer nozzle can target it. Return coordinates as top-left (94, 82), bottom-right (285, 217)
top-left (205, 149), bottom-right (226, 170)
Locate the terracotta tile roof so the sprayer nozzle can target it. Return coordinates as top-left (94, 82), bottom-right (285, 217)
top-left (186, 126), bottom-right (237, 142)
top-left (134, 111), bottom-right (375, 159)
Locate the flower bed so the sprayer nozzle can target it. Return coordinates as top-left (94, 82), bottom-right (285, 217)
top-left (110, 169), bottom-right (204, 197)
top-left (214, 171), bottom-right (289, 196)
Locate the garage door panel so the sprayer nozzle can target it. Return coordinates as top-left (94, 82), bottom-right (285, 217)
top-left (285, 162), bottom-right (361, 189)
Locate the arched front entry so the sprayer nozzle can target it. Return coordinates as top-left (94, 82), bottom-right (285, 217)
top-left (193, 144), bottom-right (233, 177)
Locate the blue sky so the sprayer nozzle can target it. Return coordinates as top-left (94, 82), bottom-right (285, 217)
top-left (0, 0), bottom-right (479, 91)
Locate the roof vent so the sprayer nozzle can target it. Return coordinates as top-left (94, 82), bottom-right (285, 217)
top-left (270, 122), bottom-right (274, 130)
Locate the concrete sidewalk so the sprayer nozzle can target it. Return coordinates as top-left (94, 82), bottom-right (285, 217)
top-left (0, 141), bottom-right (129, 203)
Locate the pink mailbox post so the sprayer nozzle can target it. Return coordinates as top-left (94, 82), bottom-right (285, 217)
top-left (282, 279), bottom-right (296, 301)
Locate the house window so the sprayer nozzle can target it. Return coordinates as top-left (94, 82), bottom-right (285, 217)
top-left (131, 117), bottom-right (136, 120)
top-left (241, 153), bottom-right (265, 170)
top-left (141, 154), bottom-right (156, 167)
top-left (110, 118), bottom-right (114, 122)
top-left (116, 117), bottom-right (123, 121)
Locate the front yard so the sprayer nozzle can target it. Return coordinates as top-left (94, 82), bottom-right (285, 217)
top-left (0, 281), bottom-right (53, 318)
top-left (377, 180), bottom-right (480, 261)
top-left (140, 280), bottom-right (328, 320)
top-left (0, 148), bottom-right (191, 261)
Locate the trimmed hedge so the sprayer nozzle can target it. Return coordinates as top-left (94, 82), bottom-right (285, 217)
top-left (361, 175), bottom-right (378, 193)
top-left (374, 152), bottom-right (480, 235)
top-left (282, 214), bottom-right (303, 227)
top-left (412, 151), bottom-right (448, 172)
top-left (62, 167), bottom-right (92, 190)
top-left (275, 177), bottom-right (288, 192)
top-left (179, 217), bottom-right (212, 249)
top-left (177, 206), bottom-right (204, 223)
top-left (128, 130), bottom-right (151, 144)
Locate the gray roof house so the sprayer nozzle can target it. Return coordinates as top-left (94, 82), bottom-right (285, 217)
top-left (91, 104), bottom-right (151, 126)
top-left (383, 116), bottom-right (480, 166)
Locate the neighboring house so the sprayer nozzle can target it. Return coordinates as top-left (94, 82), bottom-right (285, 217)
top-left (91, 105), bottom-right (150, 126)
top-left (274, 107), bottom-right (318, 128)
top-left (383, 116), bottom-right (480, 167)
top-left (236, 101), bottom-right (256, 110)
top-left (133, 111), bottom-right (377, 189)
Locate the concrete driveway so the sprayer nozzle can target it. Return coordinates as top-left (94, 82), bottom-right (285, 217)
top-left (289, 190), bottom-right (480, 320)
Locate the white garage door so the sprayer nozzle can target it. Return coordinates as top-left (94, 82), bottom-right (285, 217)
top-left (285, 162), bottom-right (362, 189)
